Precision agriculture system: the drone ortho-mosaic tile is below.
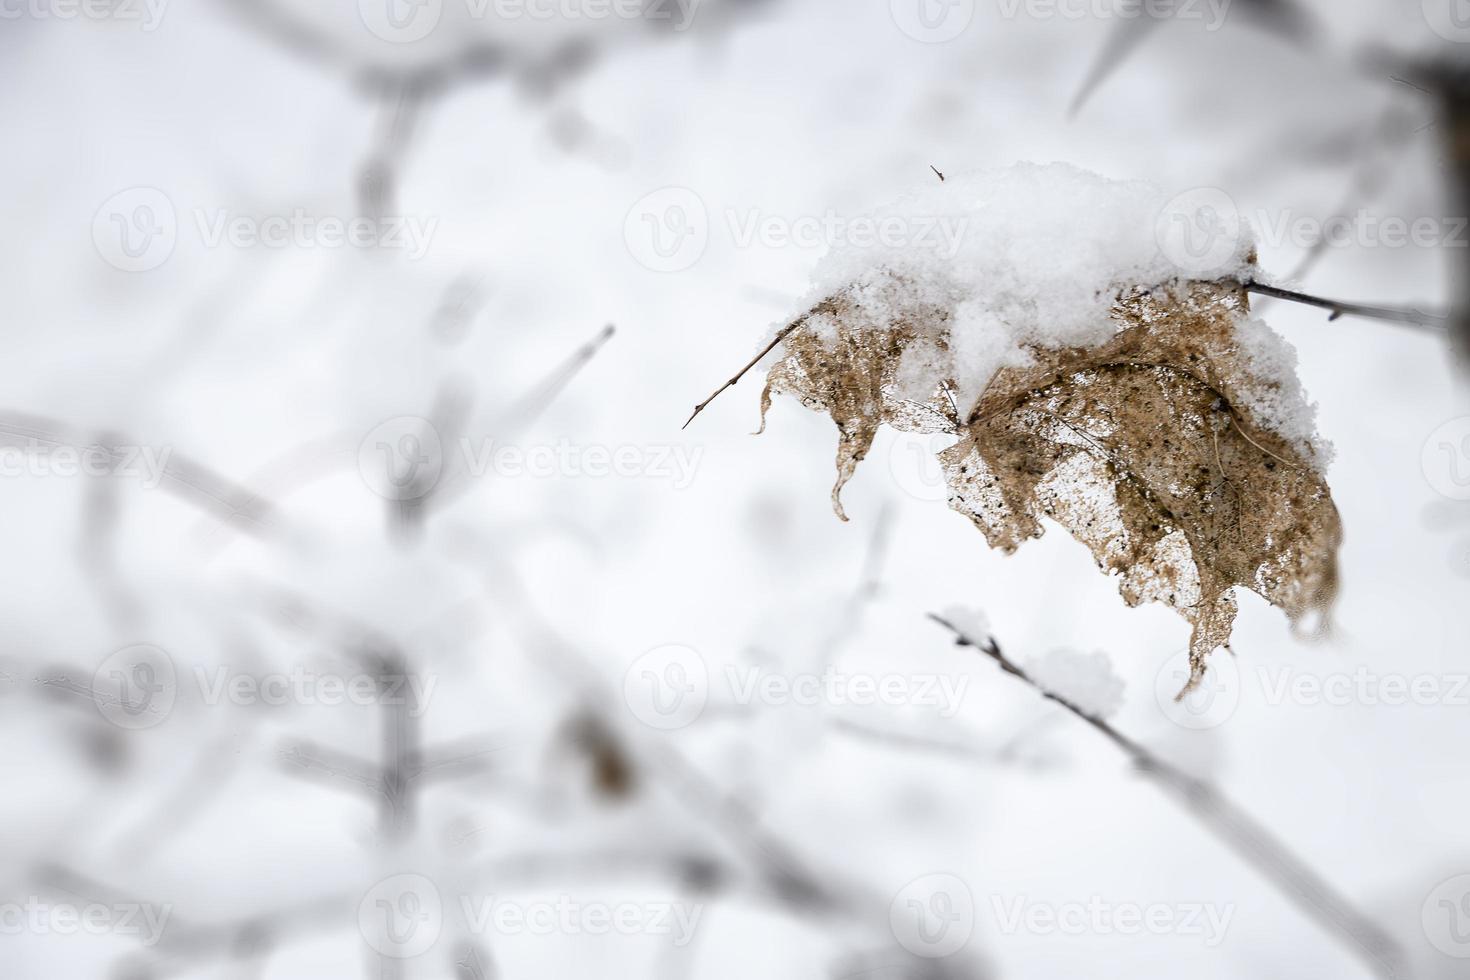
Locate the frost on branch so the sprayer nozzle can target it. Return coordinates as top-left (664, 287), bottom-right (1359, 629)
top-left (757, 166), bottom-right (1341, 694)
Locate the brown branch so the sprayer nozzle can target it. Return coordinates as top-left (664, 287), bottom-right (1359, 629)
top-left (1241, 279), bottom-right (1445, 333)
top-left (928, 612), bottom-right (1408, 980)
top-left (682, 316), bottom-right (806, 430)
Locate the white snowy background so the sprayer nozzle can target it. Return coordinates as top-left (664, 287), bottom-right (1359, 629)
top-left (1, 1), bottom-right (1468, 978)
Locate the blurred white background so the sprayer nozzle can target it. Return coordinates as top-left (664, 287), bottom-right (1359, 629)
top-left (1, 1), bottom-right (1468, 978)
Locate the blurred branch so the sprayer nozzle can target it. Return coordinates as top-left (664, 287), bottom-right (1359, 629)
top-left (277, 739), bottom-right (382, 795)
top-left (360, 81), bottom-right (426, 222)
top-left (216, 0), bottom-right (511, 95)
top-left (453, 939), bottom-right (495, 980)
top-left (1070, 0), bottom-right (1318, 117)
top-left (400, 322), bottom-right (617, 532)
top-left (1367, 54), bottom-right (1470, 357)
top-left (458, 538), bottom-right (875, 922)
top-left (927, 612), bottom-right (1408, 980)
top-left (0, 411), bottom-right (276, 534)
top-left (409, 732), bottom-right (505, 783)
top-left (277, 655), bottom-right (499, 836)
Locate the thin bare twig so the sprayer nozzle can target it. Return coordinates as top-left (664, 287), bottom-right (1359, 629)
top-left (928, 612), bottom-right (1408, 980)
top-left (682, 315), bottom-right (807, 430)
top-left (1242, 279), bottom-right (1445, 332)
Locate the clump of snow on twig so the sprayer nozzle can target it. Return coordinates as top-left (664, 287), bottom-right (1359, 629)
top-left (796, 162), bottom-right (1258, 410)
top-left (940, 605), bottom-right (991, 645)
top-left (1026, 649), bottom-right (1126, 721)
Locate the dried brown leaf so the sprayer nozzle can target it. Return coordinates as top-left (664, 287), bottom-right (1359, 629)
top-left (759, 278), bottom-right (1341, 694)
top-left (758, 279), bottom-right (959, 520)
